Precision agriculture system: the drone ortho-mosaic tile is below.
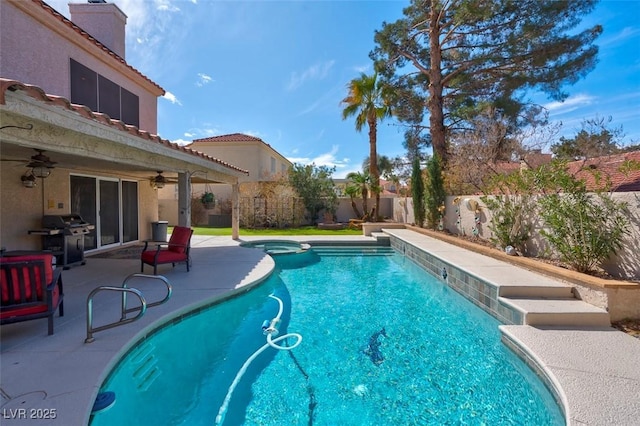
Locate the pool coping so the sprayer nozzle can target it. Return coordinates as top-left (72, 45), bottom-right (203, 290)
top-left (1, 233), bottom-right (639, 425)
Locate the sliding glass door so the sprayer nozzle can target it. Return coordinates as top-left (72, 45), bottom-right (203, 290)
top-left (70, 175), bottom-right (98, 250)
top-left (122, 181), bottom-right (139, 243)
top-left (70, 175), bottom-right (139, 250)
top-left (99, 179), bottom-right (120, 247)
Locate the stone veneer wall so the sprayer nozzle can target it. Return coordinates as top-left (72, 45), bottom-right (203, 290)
top-left (389, 235), bottom-right (524, 325)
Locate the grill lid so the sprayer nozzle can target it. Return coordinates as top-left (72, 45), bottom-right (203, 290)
top-left (42, 214), bottom-right (90, 229)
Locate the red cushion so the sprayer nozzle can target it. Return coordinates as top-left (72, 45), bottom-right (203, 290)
top-left (168, 227), bottom-right (191, 254)
top-left (141, 250), bottom-right (187, 264)
top-left (1, 255), bottom-right (54, 304)
top-left (0, 284), bottom-right (59, 319)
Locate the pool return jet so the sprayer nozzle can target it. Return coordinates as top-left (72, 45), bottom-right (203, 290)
top-left (215, 294), bottom-right (302, 426)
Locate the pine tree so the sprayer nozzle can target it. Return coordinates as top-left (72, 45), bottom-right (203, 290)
top-left (372, 0), bottom-right (602, 165)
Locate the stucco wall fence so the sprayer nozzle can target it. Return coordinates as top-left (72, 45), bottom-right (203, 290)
top-left (392, 193), bottom-right (640, 281)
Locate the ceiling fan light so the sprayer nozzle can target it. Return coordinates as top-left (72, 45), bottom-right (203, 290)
top-left (31, 165), bottom-right (51, 178)
top-left (152, 171), bottom-right (167, 189)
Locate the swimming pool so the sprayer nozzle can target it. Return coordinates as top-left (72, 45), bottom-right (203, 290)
top-left (90, 246), bottom-right (564, 425)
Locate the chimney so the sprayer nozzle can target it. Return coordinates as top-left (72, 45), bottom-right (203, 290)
top-left (69, 1), bottom-right (128, 59)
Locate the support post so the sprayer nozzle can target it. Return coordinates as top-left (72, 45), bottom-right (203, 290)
top-left (232, 181), bottom-right (240, 240)
top-left (178, 172), bottom-right (191, 227)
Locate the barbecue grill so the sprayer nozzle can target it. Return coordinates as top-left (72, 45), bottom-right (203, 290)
top-left (29, 214), bottom-right (94, 269)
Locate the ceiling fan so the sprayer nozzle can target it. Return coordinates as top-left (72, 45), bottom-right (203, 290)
top-left (27, 149), bottom-right (57, 169)
top-left (27, 149), bottom-right (56, 178)
top-left (1, 148), bottom-right (56, 166)
top-left (1, 148), bottom-right (57, 179)
top-left (149, 171), bottom-right (177, 189)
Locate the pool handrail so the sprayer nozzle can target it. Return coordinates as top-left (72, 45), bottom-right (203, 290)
top-left (85, 274), bottom-right (172, 343)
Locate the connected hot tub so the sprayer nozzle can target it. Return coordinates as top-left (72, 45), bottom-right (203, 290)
top-left (239, 240), bottom-right (310, 255)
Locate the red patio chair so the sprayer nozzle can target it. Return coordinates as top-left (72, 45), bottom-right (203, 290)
top-left (141, 226), bottom-right (193, 275)
top-left (1, 254), bottom-right (64, 335)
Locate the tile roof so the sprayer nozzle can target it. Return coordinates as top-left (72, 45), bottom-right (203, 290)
top-left (567, 151), bottom-right (640, 192)
top-left (491, 151), bottom-right (640, 192)
top-left (190, 133), bottom-right (283, 155)
top-left (33, 0), bottom-right (164, 94)
top-left (191, 133), bottom-right (265, 143)
top-left (0, 78), bottom-right (248, 175)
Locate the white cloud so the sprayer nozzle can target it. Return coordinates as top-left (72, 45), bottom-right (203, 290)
top-left (242, 130), bottom-right (266, 139)
top-left (297, 82), bottom-right (345, 116)
top-left (196, 73), bottom-right (213, 87)
top-left (353, 64), bottom-right (370, 73)
top-left (287, 60), bottom-right (336, 91)
top-left (287, 145), bottom-right (350, 170)
top-left (201, 127), bottom-right (220, 137)
top-left (162, 91), bottom-right (182, 105)
top-left (544, 94), bottom-right (595, 115)
top-left (171, 138), bottom-right (191, 146)
top-left (155, 0), bottom-right (181, 13)
top-left (601, 26), bottom-right (640, 47)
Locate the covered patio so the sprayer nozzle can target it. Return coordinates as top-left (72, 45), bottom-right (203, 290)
top-left (0, 78), bottom-right (248, 253)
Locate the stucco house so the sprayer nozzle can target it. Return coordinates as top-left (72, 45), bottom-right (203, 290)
top-left (0, 0), bottom-right (248, 255)
top-left (158, 133), bottom-right (292, 225)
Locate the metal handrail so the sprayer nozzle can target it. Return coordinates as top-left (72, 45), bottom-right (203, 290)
top-left (85, 274), bottom-right (173, 343)
top-left (120, 274), bottom-right (172, 320)
top-left (85, 287), bottom-right (146, 343)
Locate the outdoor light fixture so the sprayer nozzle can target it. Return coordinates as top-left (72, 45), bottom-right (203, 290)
top-left (30, 165), bottom-right (52, 178)
top-left (26, 149), bottom-right (56, 178)
top-left (151, 171), bottom-right (167, 189)
top-left (21, 172), bottom-right (37, 188)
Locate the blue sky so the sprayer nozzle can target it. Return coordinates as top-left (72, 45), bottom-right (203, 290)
top-left (52, 0), bottom-right (640, 178)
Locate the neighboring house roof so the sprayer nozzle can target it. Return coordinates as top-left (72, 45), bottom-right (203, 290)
top-left (568, 151), bottom-right (640, 192)
top-left (29, 0), bottom-right (164, 95)
top-left (0, 78), bottom-right (248, 174)
top-left (492, 151), bottom-right (640, 192)
top-left (190, 133), bottom-right (285, 154)
top-left (192, 133), bottom-right (264, 143)
top-left (189, 133), bottom-right (293, 166)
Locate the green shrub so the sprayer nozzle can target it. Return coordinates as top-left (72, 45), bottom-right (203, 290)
top-left (481, 194), bottom-right (533, 252)
top-left (534, 162), bottom-right (630, 273)
top-left (481, 166), bottom-right (536, 252)
top-left (538, 190), bottom-right (629, 273)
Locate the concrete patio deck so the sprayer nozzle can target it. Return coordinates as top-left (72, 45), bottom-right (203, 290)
top-left (1, 233), bottom-right (639, 425)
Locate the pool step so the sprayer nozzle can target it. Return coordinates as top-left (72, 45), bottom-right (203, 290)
top-left (499, 296), bottom-right (611, 327)
top-left (130, 342), bottom-right (162, 392)
top-left (371, 232), bottom-right (390, 245)
top-left (498, 285), bottom-right (574, 299)
top-left (311, 247), bottom-right (394, 257)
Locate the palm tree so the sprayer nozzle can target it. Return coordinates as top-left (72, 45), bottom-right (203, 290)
top-left (341, 73), bottom-right (394, 221)
top-left (362, 155), bottom-right (394, 180)
top-left (345, 170), bottom-right (372, 219)
top-left (363, 154), bottom-right (400, 194)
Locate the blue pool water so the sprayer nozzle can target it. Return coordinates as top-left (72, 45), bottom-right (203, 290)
top-left (91, 246), bottom-right (564, 425)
